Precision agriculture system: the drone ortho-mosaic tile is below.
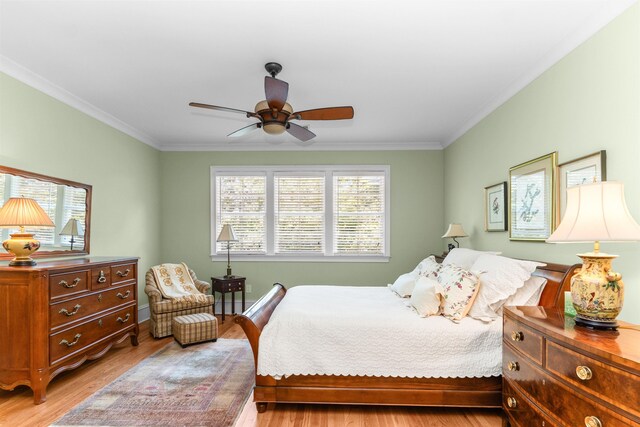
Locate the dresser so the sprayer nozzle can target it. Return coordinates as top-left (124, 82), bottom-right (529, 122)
top-left (0, 257), bottom-right (139, 404)
top-left (503, 306), bottom-right (639, 427)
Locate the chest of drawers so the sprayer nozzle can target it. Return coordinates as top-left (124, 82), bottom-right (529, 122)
top-left (503, 306), bottom-right (639, 427)
top-left (0, 257), bottom-right (139, 404)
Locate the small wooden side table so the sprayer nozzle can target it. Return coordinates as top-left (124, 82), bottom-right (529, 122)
top-left (211, 276), bottom-right (246, 323)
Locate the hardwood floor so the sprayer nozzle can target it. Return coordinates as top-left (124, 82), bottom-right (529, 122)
top-left (0, 316), bottom-right (503, 427)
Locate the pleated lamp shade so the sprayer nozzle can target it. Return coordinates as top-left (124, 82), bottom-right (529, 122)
top-left (0, 197), bottom-right (55, 228)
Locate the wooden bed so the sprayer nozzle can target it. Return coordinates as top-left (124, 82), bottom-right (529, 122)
top-left (235, 260), bottom-right (579, 413)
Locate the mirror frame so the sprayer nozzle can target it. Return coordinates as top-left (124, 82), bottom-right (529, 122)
top-left (0, 165), bottom-right (92, 259)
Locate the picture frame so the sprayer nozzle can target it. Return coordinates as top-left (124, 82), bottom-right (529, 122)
top-left (509, 152), bottom-right (557, 241)
top-left (484, 182), bottom-right (507, 231)
top-left (557, 150), bottom-right (606, 222)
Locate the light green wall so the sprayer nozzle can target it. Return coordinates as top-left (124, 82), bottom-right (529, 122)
top-left (159, 151), bottom-right (444, 297)
top-left (444, 5), bottom-right (640, 322)
top-left (0, 72), bottom-right (162, 306)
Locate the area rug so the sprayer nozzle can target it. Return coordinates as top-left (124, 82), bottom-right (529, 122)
top-left (52, 339), bottom-right (254, 427)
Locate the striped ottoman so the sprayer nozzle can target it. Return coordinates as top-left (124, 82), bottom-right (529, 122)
top-left (172, 313), bottom-right (218, 347)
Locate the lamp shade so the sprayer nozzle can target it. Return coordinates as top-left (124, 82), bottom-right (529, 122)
top-left (0, 197), bottom-right (55, 228)
top-left (442, 223), bottom-right (468, 238)
top-left (217, 224), bottom-right (238, 242)
top-left (547, 182), bottom-right (640, 243)
top-left (60, 218), bottom-right (84, 236)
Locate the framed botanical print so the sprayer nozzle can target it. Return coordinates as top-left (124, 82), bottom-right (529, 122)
top-left (509, 152), bottom-right (557, 241)
top-left (557, 150), bottom-right (606, 221)
top-left (484, 182), bottom-right (507, 231)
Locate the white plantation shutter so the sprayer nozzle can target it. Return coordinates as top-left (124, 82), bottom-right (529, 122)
top-left (216, 175), bottom-right (266, 253)
top-left (61, 186), bottom-right (88, 248)
top-left (334, 174), bottom-right (385, 255)
top-left (274, 174), bottom-right (324, 253)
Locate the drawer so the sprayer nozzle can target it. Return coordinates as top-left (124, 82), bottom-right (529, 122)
top-left (49, 270), bottom-right (89, 300)
top-left (505, 346), bottom-right (631, 427)
top-left (49, 304), bottom-right (136, 365)
top-left (91, 267), bottom-right (111, 290)
top-left (223, 281), bottom-right (243, 292)
top-left (503, 379), bottom-right (556, 427)
top-left (546, 340), bottom-right (639, 420)
top-left (111, 262), bottom-right (135, 285)
top-left (49, 284), bottom-right (136, 330)
top-left (504, 315), bottom-right (543, 365)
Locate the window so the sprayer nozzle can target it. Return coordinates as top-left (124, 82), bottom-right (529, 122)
top-left (212, 166), bottom-right (389, 261)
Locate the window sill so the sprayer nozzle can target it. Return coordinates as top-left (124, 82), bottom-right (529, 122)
top-left (210, 254), bottom-right (390, 263)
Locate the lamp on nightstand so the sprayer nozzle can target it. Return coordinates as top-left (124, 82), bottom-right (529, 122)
top-left (442, 223), bottom-right (468, 252)
top-left (217, 224), bottom-right (238, 278)
top-left (547, 181), bottom-right (640, 330)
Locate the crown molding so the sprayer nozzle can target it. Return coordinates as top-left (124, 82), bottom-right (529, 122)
top-left (157, 140), bottom-right (444, 152)
top-left (443, 0), bottom-right (637, 148)
top-left (0, 55), bottom-right (162, 150)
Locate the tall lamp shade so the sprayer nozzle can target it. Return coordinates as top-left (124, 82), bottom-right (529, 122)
top-left (442, 223), bottom-right (468, 250)
top-left (217, 224), bottom-right (238, 278)
top-left (0, 197), bottom-right (55, 266)
top-left (60, 218), bottom-right (84, 251)
top-left (547, 182), bottom-right (640, 329)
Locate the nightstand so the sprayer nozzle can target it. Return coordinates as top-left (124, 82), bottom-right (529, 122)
top-left (502, 306), bottom-right (639, 427)
top-left (211, 276), bottom-right (246, 323)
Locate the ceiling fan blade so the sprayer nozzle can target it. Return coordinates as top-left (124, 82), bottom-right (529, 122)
top-left (265, 77), bottom-right (289, 110)
top-left (286, 122), bottom-right (316, 142)
top-left (227, 123), bottom-right (261, 138)
top-left (189, 102), bottom-right (253, 116)
top-left (291, 106), bottom-right (354, 121)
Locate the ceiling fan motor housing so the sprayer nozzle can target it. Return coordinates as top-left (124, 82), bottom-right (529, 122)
top-left (254, 100), bottom-right (293, 135)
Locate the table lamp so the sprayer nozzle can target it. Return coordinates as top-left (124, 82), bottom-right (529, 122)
top-left (547, 181), bottom-right (640, 330)
top-left (0, 197), bottom-right (55, 266)
top-left (217, 224), bottom-right (238, 278)
top-left (442, 223), bottom-right (468, 252)
top-left (60, 218), bottom-right (84, 250)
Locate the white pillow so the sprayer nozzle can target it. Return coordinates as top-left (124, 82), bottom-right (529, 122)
top-left (468, 254), bottom-right (545, 321)
top-left (388, 271), bottom-right (419, 297)
top-left (499, 276), bottom-right (548, 314)
top-left (409, 276), bottom-right (441, 317)
top-left (442, 248), bottom-right (501, 270)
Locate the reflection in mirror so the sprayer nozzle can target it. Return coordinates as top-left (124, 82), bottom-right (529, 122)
top-left (0, 166), bottom-right (91, 258)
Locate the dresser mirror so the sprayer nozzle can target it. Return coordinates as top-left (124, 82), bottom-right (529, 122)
top-left (0, 165), bottom-right (92, 258)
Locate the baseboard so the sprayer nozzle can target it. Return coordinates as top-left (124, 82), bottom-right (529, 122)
top-left (138, 303), bottom-right (150, 323)
top-left (137, 299), bottom-right (255, 323)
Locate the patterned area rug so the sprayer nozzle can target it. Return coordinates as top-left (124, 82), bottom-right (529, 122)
top-left (53, 339), bottom-right (254, 427)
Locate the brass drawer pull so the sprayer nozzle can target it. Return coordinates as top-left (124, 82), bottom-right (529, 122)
top-left (576, 365), bottom-right (593, 381)
top-left (97, 270), bottom-right (107, 283)
top-left (507, 361), bottom-right (520, 372)
top-left (59, 304), bottom-right (81, 317)
top-left (584, 416), bottom-right (602, 427)
top-left (116, 269), bottom-right (130, 278)
top-left (507, 397), bottom-right (517, 408)
top-left (59, 278), bottom-right (81, 288)
top-left (117, 313), bottom-right (131, 324)
top-left (60, 333), bottom-right (81, 347)
top-left (116, 290), bottom-right (131, 299)
top-left (511, 331), bottom-right (524, 342)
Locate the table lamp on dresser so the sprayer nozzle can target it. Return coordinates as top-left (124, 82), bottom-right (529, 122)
top-left (547, 181), bottom-right (640, 330)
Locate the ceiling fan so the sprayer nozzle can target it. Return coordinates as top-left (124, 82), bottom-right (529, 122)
top-left (189, 62), bottom-right (354, 142)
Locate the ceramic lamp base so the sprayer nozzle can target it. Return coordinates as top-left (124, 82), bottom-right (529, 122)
top-left (2, 233), bottom-right (41, 266)
top-left (574, 316), bottom-right (618, 330)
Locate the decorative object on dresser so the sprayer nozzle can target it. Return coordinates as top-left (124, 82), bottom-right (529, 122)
top-left (0, 197), bottom-right (55, 265)
top-left (212, 276), bottom-right (246, 323)
top-left (484, 182), bottom-right (508, 232)
top-left (509, 152), bottom-right (557, 241)
top-left (442, 223), bottom-right (468, 252)
top-left (547, 181), bottom-right (640, 330)
top-left (216, 224), bottom-right (238, 278)
top-left (503, 306), bottom-right (639, 427)
top-left (144, 265), bottom-right (214, 338)
top-left (59, 218), bottom-right (84, 251)
top-left (0, 257), bottom-right (139, 404)
top-left (0, 165), bottom-right (92, 258)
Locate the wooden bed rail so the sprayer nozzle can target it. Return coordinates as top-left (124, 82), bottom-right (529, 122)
top-left (234, 283), bottom-right (287, 366)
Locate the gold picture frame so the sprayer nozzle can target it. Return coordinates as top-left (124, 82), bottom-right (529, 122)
top-left (509, 152), bottom-right (557, 241)
top-left (557, 150), bottom-right (606, 223)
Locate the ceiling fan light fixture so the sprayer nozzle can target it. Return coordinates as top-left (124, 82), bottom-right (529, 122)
top-left (263, 122), bottom-right (286, 135)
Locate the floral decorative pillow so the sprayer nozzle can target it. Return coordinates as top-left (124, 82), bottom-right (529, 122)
top-left (437, 263), bottom-right (480, 321)
top-left (417, 256), bottom-right (441, 280)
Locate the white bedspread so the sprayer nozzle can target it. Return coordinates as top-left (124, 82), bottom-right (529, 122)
top-left (257, 285), bottom-right (503, 379)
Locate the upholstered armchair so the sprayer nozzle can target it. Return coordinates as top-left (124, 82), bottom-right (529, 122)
top-left (144, 267), bottom-right (214, 338)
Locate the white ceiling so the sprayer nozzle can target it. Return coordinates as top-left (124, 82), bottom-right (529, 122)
top-left (0, 1), bottom-right (635, 151)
